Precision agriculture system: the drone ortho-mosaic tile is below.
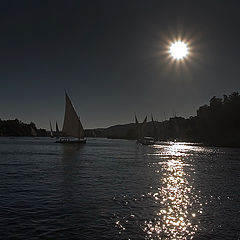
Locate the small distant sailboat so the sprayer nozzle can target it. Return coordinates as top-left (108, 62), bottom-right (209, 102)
top-left (151, 114), bottom-right (158, 141)
top-left (55, 122), bottom-right (60, 139)
top-left (49, 121), bottom-right (54, 138)
top-left (135, 115), bottom-right (155, 145)
top-left (30, 126), bottom-right (37, 137)
top-left (56, 91), bottom-right (86, 144)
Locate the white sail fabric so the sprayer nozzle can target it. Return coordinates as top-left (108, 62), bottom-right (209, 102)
top-left (62, 92), bottom-right (85, 139)
top-left (31, 127), bottom-right (37, 136)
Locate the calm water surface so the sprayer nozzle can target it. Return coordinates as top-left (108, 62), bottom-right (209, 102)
top-left (0, 137), bottom-right (239, 239)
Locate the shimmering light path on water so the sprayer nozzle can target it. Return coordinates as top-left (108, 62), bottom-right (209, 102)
top-left (0, 138), bottom-right (239, 239)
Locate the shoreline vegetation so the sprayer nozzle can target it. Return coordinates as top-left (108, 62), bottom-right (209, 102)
top-left (0, 119), bottom-right (47, 137)
top-left (1, 92), bottom-right (240, 147)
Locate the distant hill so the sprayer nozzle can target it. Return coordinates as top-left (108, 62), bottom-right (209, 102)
top-left (86, 117), bottom-right (193, 141)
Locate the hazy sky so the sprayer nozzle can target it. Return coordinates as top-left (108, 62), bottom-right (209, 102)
top-left (1, 0), bottom-right (240, 129)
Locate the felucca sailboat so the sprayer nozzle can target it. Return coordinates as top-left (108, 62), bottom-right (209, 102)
top-left (56, 91), bottom-right (86, 144)
top-left (49, 121), bottom-right (54, 138)
top-left (135, 115), bottom-right (155, 145)
top-left (30, 126), bottom-right (37, 137)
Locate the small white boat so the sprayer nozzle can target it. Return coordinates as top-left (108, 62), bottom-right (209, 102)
top-left (56, 91), bottom-right (86, 144)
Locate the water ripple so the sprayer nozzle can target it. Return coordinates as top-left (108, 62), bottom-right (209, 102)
top-left (0, 138), bottom-right (239, 239)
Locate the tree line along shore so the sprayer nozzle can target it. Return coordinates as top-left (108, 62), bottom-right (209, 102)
top-left (1, 92), bottom-right (240, 147)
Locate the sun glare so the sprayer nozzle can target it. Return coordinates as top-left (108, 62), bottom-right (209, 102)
top-left (169, 41), bottom-right (188, 60)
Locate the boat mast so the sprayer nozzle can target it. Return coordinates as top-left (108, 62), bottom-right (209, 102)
top-left (78, 116), bottom-right (80, 140)
top-left (55, 122), bottom-right (59, 138)
top-left (49, 121), bottom-right (53, 137)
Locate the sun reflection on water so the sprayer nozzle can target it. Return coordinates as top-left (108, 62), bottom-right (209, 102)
top-left (144, 143), bottom-right (202, 239)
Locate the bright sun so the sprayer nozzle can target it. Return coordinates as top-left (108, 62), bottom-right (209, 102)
top-left (169, 41), bottom-right (188, 60)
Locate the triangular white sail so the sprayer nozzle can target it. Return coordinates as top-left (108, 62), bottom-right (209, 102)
top-left (143, 115), bottom-right (147, 124)
top-left (31, 126), bottom-right (37, 137)
top-left (62, 92), bottom-right (85, 139)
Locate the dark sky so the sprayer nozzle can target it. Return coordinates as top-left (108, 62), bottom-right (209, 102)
top-left (1, 0), bottom-right (240, 129)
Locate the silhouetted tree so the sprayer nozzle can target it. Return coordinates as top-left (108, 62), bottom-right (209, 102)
top-left (0, 118), bottom-right (47, 136)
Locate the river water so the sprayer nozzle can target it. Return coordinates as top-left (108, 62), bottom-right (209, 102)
top-left (0, 137), bottom-right (239, 239)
